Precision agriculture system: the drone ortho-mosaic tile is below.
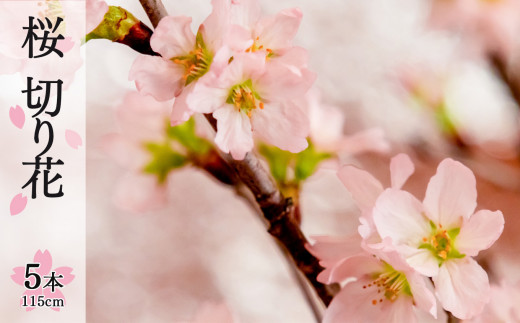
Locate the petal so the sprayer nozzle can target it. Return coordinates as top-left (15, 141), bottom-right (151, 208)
top-left (10, 193), bottom-right (27, 216)
top-left (9, 105), bottom-right (25, 129)
top-left (226, 25), bottom-right (254, 52)
top-left (307, 235), bottom-right (363, 264)
top-left (257, 47), bottom-right (315, 101)
top-left (186, 79), bottom-right (228, 114)
top-left (306, 91), bottom-right (344, 149)
top-left (373, 189), bottom-right (430, 245)
top-left (214, 105), bottom-right (254, 160)
top-left (433, 258), bottom-right (490, 320)
top-left (229, 0), bottom-right (262, 28)
top-left (407, 271), bottom-right (438, 318)
top-left (34, 250), bottom-right (52, 276)
top-left (337, 165), bottom-right (384, 212)
top-left (129, 55), bottom-right (185, 101)
top-left (456, 210), bottom-right (504, 257)
top-left (386, 296), bottom-right (418, 323)
top-left (65, 129), bottom-right (82, 149)
top-left (390, 153), bottom-right (415, 189)
top-left (323, 279), bottom-right (415, 323)
top-left (223, 52), bottom-right (266, 84)
top-left (53, 267), bottom-right (75, 285)
top-left (326, 254), bottom-right (383, 284)
top-left (200, 0), bottom-right (232, 52)
top-left (150, 16), bottom-right (195, 59)
top-left (170, 84), bottom-right (194, 126)
top-left (255, 8), bottom-right (302, 50)
top-left (423, 158), bottom-right (477, 228)
top-left (11, 266), bottom-right (26, 285)
top-left (251, 100), bottom-right (309, 153)
top-left (398, 245), bottom-right (440, 277)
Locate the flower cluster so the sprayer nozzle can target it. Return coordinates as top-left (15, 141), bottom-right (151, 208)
top-left (130, 0), bottom-right (315, 159)
top-left (309, 156), bottom-right (504, 322)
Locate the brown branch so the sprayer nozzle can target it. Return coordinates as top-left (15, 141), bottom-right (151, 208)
top-left (138, 0), bottom-right (168, 28)
top-left (137, 0), bottom-right (338, 314)
top-left (205, 114), bottom-right (338, 307)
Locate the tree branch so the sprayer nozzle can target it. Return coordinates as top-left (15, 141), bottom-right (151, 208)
top-left (137, 0), bottom-right (338, 310)
top-left (138, 0), bottom-right (168, 28)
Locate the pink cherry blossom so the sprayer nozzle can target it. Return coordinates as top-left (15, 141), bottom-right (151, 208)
top-left (186, 51), bottom-right (313, 159)
top-left (101, 91), bottom-right (172, 213)
top-left (337, 153), bottom-right (415, 241)
top-left (226, 0), bottom-right (302, 59)
top-left (310, 237), bottom-right (438, 323)
top-left (11, 250), bottom-right (74, 312)
top-left (372, 158), bottom-right (504, 319)
top-left (129, 0), bottom-right (231, 126)
top-left (305, 89), bottom-right (389, 155)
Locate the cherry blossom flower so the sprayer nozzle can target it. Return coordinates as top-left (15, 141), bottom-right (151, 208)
top-left (305, 89), bottom-right (389, 155)
top-left (186, 51), bottom-right (314, 159)
top-left (11, 250), bottom-right (74, 312)
top-left (226, 0), bottom-right (302, 59)
top-left (129, 0), bottom-right (231, 126)
top-left (337, 153), bottom-right (415, 242)
top-left (372, 158), bottom-right (504, 319)
top-left (310, 237), bottom-right (439, 323)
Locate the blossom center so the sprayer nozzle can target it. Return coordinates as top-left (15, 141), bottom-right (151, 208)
top-left (226, 79), bottom-right (264, 117)
top-left (171, 33), bottom-right (212, 86)
top-left (246, 36), bottom-right (274, 59)
top-left (419, 221), bottom-right (465, 263)
top-left (364, 264), bottom-right (412, 306)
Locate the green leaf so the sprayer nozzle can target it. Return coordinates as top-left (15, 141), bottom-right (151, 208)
top-left (294, 142), bottom-right (332, 181)
top-left (259, 144), bottom-right (293, 183)
top-left (86, 6), bottom-right (140, 43)
top-left (166, 118), bottom-right (212, 155)
top-left (142, 142), bottom-right (187, 183)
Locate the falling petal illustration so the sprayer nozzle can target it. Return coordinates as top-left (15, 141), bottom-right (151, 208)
top-left (65, 129), bottom-right (82, 149)
top-left (10, 193), bottom-right (27, 216)
top-left (9, 105), bottom-right (25, 129)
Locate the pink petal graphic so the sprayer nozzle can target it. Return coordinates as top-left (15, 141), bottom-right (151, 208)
top-left (10, 193), bottom-right (27, 216)
top-left (11, 266), bottom-right (26, 286)
top-left (33, 250), bottom-right (52, 276)
top-left (65, 129), bottom-right (82, 149)
top-left (9, 105), bottom-right (25, 129)
top-left (56, 37), bottom-right (75, 53)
